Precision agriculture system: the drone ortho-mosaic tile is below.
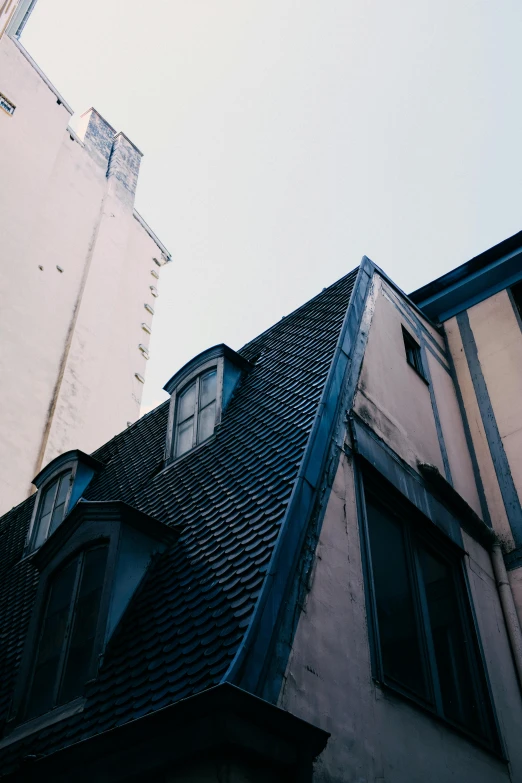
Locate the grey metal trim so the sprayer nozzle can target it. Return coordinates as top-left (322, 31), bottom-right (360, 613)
top-left (442, 331), bottom-right (492, 527)
top-left (457, 312), bottom-right (522, 544)
top-left (420, 336), bottom-right (453, 485)
top-left (133, 211), bottom-right (172, 261)
top-left (350, 416), bottom-right (463, 548)
top-left (507, 287), bottom-right (522, 336)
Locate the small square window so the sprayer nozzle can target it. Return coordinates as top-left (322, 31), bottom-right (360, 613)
top-left (402, 327), bottom-right (427, 382)
top-left (362, 477), bottom-right (500, 752)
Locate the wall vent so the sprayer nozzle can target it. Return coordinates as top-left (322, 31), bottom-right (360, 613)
top-left (138, 344), bottom-right (150, 359)
top-left (141, 322), bottom-right (152, 334)
top-left (0, 92), bottom-right (15, 116)
top-left (150, 286), bottom-right (158, 298)
top-left (150, 269), bottom-right (159, 279)
top-left (144, 303), bottom-right (154, 315)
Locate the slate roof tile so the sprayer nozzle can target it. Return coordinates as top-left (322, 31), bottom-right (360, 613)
top-left (0, 267), bottom-right (358, 774)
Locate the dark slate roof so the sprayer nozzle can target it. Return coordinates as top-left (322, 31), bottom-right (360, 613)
top-left (0, 267), bottom-right (359, 774)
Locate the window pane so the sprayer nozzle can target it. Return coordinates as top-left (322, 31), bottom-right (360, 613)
top-left (34, 511), bottom-right (52, 549)
top-left (178, 382), bottom-right (196, 423)
top-left (48, 472), bottom-right (71, 536)
top-left (418, 547), bottom-right (486, 736)
top-left (26, 558), bottom-right (78, 718)
top-left (59, 547), bottom-right (108, 704)
top-left (198, 401), bottom-right (216, 444)
top-left (176, 417), bottom-right (194, 457)
top-left (33, 479), bottom-right (58, 548)
top-left (367, 499), bottom-right (428, 700)
top-left (199, 370), bottom-right (217, 409)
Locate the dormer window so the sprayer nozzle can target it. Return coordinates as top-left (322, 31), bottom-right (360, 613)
top-left (28, 451), bottom-right (103, 553)
top-left (175, 369), bottom-right (217, 457)
top-left (25, 544), bottom-right (109, 718)
top-left (32, 471), bottom-right (72, 549)
top-left (164, 344), bottom-right (251, 463)
top-left (9, 501), bottom-right (179, 731)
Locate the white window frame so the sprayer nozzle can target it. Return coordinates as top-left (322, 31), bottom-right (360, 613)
top-left (165, 357), bottom-right (225, 462)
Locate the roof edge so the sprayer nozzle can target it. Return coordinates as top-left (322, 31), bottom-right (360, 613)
top-left (224, 260), bottom-right (373, 697)
top-left (132, 210), bottom-right (172, 261)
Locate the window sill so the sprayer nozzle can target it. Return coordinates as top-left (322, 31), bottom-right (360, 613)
top-left (373, 679), bottom-right (505, 762)
top-left (0, 697), bottom-right (85, 750)
top-left (164, 432), bottom-right (217, 470)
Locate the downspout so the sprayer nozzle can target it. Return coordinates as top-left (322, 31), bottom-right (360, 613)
top-left (490, 542), bottom-right (522, 691)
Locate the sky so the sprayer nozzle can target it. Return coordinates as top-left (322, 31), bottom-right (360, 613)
top-left (21, 0), bottom-right (522, 411)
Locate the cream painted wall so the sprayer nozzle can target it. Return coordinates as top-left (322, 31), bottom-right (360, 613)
top-left (467, 291), bottom-right (522, 522)
top-left (445, 315), bottom-right (514, 548)
top-left (279, 450), bottom-right (522, 782)
top-left (0, 33), bottom-right (169, 514)
top-left (354, 276), bottom-right (482, 515)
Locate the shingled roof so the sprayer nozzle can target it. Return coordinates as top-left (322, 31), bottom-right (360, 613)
top-left (0, 266), bottom-right (360, 774)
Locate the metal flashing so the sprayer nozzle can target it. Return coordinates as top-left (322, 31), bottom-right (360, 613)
top-left (224, 263), bottom-right (367, 696)
top-left (350, 415), bottom-right (464, 548)
top-left (410, 233), bottom-right (522, 322)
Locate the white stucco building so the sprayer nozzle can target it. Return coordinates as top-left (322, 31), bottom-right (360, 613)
top-left (0, 0), bottom-right (171, 515)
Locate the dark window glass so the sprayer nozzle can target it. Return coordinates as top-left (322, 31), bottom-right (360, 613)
top-left (365, 485), bottom-right (498, 748)
top-left (33, 471), bottom-right (72, 548)
top-left (402, 328), bottom-right (426, 381)
top-left (26, 546), bottom-right (108, 718)
top-left (58, 547), bottom-right (108, 704)
top-left (418, 547), bottom-right (485, 736)
top-left (367, 500), bottom-right (428, 700)
top-left (175, 369), bottom-right (217, 457)
top-left (511, 281), bottom-right (522, 320)
top-left (25, 559), bottom-right (78, 718)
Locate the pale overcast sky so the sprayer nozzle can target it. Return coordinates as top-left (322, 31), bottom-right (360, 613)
top-left (22, 0), bottom-right (522, 411)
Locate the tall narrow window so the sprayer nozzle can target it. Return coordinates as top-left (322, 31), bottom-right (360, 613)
top-left (402, 327), bottom-right (427, 381)
top-left (32, 471), bottom-right (72, 549)
top-left (25, 546), bottom-right (108, 719)
top-left (175, 369), bottom-right (217, 458)
top-left (364, 485), bottom-right (499, 750)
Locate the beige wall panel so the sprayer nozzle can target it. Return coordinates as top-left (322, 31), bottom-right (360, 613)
top-left (468, 291), bottom-right (522, 508)
top-left (279, 451), bottom-right (522, 781)
top-left (355, 285), bottom-right (444, 474)
top-left (426, 350), bottom-right (482, 515)
top-left (445, 317), bottom-right (514, 548)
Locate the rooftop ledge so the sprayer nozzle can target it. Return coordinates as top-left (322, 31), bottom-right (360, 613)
top-left (4, 683), bottom-right (329, 783)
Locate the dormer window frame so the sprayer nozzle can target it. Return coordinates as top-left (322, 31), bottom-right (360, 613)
top-left (164, 345), bottom-right (252, 465)
top-left (8, 501), bottom-right (178, 737)
top-left (166, 357), bottom-right (222, 462)
top-left (26, 451), bottom-right (103, 555)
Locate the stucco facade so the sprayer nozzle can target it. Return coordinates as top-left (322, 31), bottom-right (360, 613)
top-left (411, 240), bottom-right (522, 639)
top-left (0, 23), bottom-right (170, 515)
top-left (278, 271), bottom-right (522, 782)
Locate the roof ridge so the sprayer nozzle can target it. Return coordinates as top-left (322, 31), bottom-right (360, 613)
top-left (239, 267), bottom-right (359, 355)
